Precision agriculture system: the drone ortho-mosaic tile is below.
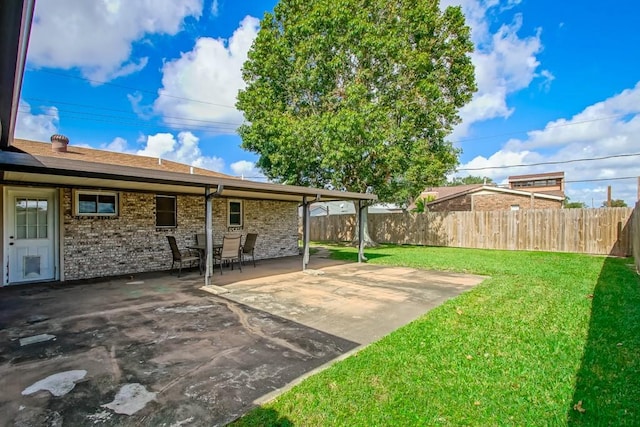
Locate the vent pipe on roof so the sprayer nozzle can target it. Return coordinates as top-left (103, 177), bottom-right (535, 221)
top-left (190, 166), bottom-right (194, 174)
top-left (158, 157), bottom-right (162, 165)
top-left (50, 134), bottom-right (69, 152)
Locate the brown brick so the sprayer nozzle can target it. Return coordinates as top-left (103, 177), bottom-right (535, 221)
top-left (62, 189), bottom-right (298, 281)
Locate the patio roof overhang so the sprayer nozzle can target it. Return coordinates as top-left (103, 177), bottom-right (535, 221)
top-left (0, 151), bottom-right (378, 203)
top-left (0, 0), bottom-right (35, 149)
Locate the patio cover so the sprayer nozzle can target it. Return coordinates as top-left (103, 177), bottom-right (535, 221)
top-left (0, 150), bottom-right (377, 284)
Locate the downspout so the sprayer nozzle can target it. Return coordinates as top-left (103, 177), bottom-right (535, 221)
top-left (204, 184), bottom-right (223, 286)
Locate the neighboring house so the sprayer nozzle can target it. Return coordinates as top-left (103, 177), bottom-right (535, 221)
top-left (412, 183), bottom-right (565, 212)
top-left (0, 137), bottom-right (376, 285)
top-left (507, 171), bottom-right (565, 198)
top-left (309, 201), bottom-right (402, 217)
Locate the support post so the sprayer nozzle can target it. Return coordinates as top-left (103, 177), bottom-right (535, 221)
top-left (204, 186), bottom-right (213, 286)
top-left (204, 184), bottom-right (223, 285)
top-left (358, 200), bottom-right (366, 263)
top-left (302, 196), bottom-right (310, 270)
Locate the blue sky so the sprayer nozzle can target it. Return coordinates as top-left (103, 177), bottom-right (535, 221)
top-left (17, 0), bottom-right (640, 205)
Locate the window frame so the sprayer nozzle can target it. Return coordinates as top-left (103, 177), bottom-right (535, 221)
top-left (156, 195), bottom-right (177, 228)
top-left (227, 199), bottom-right (243, 228)
top-left (74, 190), bottom-right (119, 217)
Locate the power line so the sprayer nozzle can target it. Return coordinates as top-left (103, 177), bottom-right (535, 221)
top-left (25, 70), bottom-right (640, 145)
top-left (24, 96), bottom-right (244, 127)
top-left (452, 113), bottom-right (635, 144)
top-left (17, 108), bottom-right (239, 133)
top-left (565, 176), bottom-right (638, 184)
top-left (458, 152), bottom-right (640, 171)
top-left (28, 109), bottom-right (240, 129)
top-left (30, 68), bottom-right (238, 109)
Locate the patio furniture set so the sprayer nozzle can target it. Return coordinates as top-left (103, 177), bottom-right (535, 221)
top-left (167, 233), bottom-right (258, 277)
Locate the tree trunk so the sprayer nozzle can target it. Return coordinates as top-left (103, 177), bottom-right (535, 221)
top-left (352, 201), bottom-right (378, 247)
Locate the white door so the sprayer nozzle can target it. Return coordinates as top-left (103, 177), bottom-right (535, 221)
top-left (6, 189), bottom-right (56, 284)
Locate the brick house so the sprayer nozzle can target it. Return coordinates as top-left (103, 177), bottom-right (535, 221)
top-left (413, 183), bottom-right (564, 212)
top-left (0, 137), bottom-right (376, 286)
top-left (507, 171), bottom-right (565, 198)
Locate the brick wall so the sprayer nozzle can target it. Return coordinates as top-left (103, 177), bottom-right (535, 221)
top-left (62, 189), bottom-right (298, 281)
top-left (428, 194), bottom-right (472, 212)
top-left (472, 193), bottom-right (561, 211)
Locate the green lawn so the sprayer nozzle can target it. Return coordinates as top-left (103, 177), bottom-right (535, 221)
top-left (233, 244), bottom-right (640, 426)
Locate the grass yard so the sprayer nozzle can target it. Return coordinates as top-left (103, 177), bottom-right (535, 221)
top-left (233, 244), bottom-right (640, 426)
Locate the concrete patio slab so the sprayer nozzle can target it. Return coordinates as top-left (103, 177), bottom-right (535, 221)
top-left (0, 254), bottom-right (486, 426)
top-left (222, 263), bottom-right (486, 344)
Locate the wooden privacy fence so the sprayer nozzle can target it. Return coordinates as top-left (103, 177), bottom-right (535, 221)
top-left (633, 202), bottom-right (640, 272)
top-left (309, 207), bottom-right (635, 256)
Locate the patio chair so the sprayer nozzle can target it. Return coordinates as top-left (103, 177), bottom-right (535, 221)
top-left (167, 235), bottom-right (201, 277)
top-left (214, 234), bottom-right (242, 274)
top-left (241, 233), bottom-right (258, 267)
top-left (196, 233), bottom-right (206, 246)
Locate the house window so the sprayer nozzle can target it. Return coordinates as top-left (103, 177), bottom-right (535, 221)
top-left (510, 205), bottom-right (520, 211)
top-left (75, 191), bottom-right (118, 216)
top-left (156, 195), bottom-right (177, 227)
top-left (228, 199), bottom-right (243, 227)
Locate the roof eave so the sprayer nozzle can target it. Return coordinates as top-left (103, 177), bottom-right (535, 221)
top-left (0, 151), bottom-right (377, 202)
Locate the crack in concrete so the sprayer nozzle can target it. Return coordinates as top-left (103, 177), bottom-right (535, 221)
top-left (109, 345), bottom-right (122, 383)
top-left (157, 346), bottom-right (243, 394)
top-left (219, 299), bottom-right (312, 358)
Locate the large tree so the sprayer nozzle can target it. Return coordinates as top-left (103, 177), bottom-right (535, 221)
top-left (446, 175), bottom-right (493, 186)
top-left (237, 0), bottom-right (476, 206)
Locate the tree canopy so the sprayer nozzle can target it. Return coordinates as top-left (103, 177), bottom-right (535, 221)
top-left (446, 175), bottom-right (493, 186)
top-left (237, 0), bottom-right (476, 205)
top-left (601, 199), bottom-right (628, 208)
top-left (564, 201), bottom-right (587, 209)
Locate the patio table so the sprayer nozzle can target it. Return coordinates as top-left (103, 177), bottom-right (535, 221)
top-left (187, 244), bottom-right (222, 272)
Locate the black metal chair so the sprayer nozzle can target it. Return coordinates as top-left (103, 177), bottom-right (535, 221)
top-left (167, 235), bottom-right (201, 277)
top-left (241, 233), bottom-right (258, 267)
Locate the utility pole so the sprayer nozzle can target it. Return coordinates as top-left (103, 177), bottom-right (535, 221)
top-left (607, 185), bottom-right (612, 207)
top-left (637, 176), bottom-right (640, 202)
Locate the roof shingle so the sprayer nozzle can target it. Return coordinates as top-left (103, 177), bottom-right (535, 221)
top-left (11, 139), bottom-right (234, 179)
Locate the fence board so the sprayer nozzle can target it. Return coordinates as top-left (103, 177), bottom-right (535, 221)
top-left (633, 202), bottom-right (639, 273)
top-left (308, 207), bottom-right (635, 256)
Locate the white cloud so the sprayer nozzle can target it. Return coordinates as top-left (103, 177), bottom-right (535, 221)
top-left (28, 0), bottom-right (203, 81)
top-left (137, 131), bottom-right (225, 171)
top-left (127, 93), bottom-right (154, 119)
top-left (153, 16), bottom-right (260, 133)
top-left (517, 81), bottom-right (640, 150)
top-left (230, 160), bottom-right (265, 180)
top-left (104, 137), bottom-right (130, 152)
top-left (211, 0), bottom-right (220, 17)
top-left (456, 82), bottom-right (640, 206)
top-left (440, 1), bottom-right (551, 139)
top-left (15, 100), bottom-right (59, 141)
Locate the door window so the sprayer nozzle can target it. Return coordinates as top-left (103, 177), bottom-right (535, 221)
top-left (15, 198), bottom-right (48, 239)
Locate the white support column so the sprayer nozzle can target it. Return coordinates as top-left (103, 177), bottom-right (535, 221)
top-left (204, 184), bottom-right (223, 285)
top-left (302, 196), bottom-right (310, 270)
top-left (205, 186), bottom-right (213, 286)
top-left (358, 200), bottom-right (366, 263)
